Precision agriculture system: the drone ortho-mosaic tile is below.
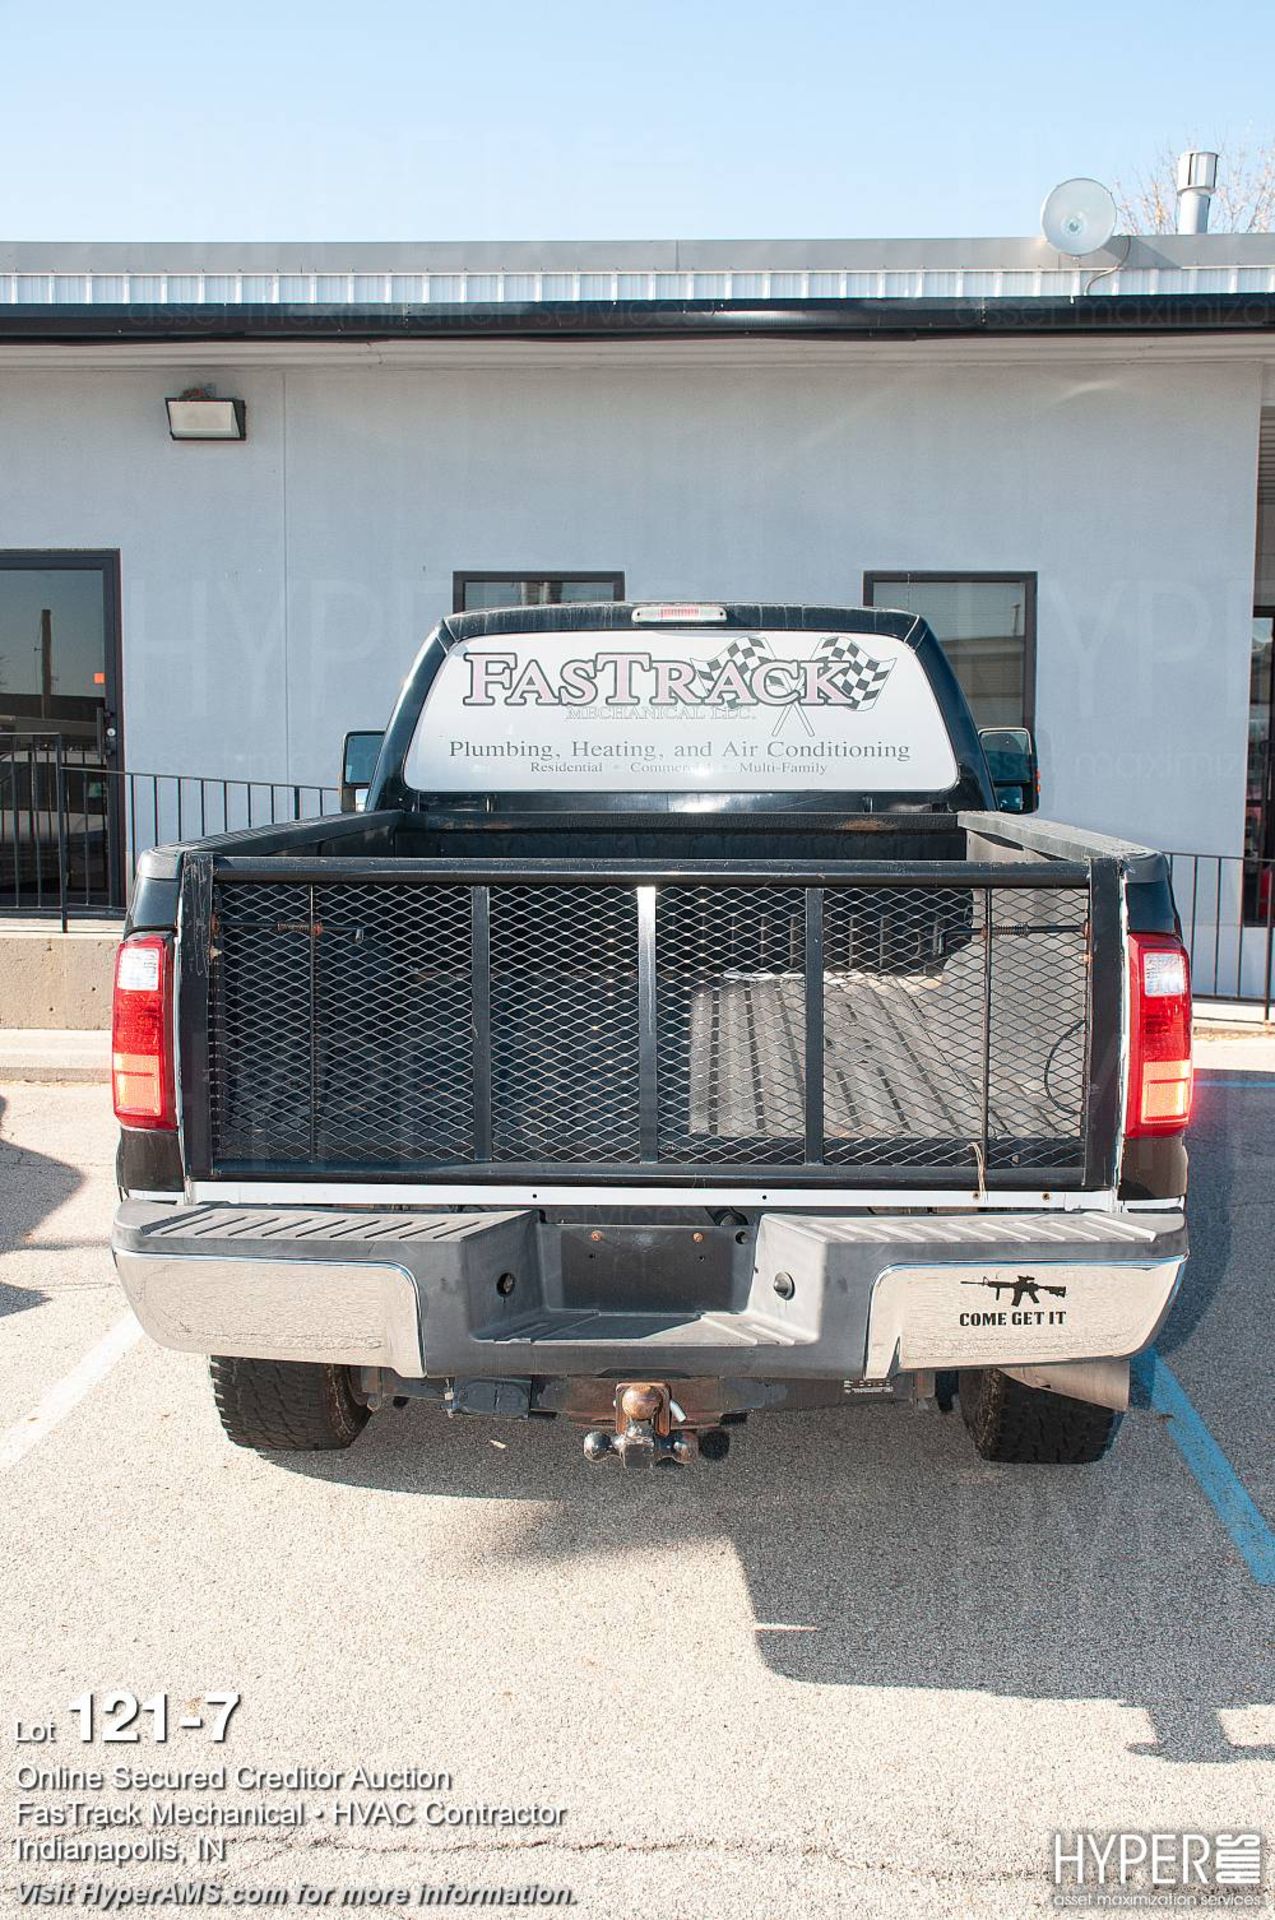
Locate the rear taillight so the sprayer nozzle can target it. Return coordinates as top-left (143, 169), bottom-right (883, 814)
top-left (1126, 933), bottom-right (1192, 1137)
top-left (112, 934), bottom-right (176, 1130)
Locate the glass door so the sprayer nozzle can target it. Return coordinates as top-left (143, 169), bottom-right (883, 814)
top-left (0, 552), bottom-right (123, 912)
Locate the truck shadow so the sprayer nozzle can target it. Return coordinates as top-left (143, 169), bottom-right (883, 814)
top-left (0, 1091), bottom-right (76, 1318)
top-left (1150, 1070), bottom-right (1240, 1357)
top-left (287, 1396), bottom-right (1272, 1770)
top-left (274, 1075), bottom-right (1269, 1770)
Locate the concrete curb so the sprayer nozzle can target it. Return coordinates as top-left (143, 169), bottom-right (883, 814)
top-left (0, 1031), bottom-right (111, 1084)
top-left (1193, 999), bottom-right (1273, 1029)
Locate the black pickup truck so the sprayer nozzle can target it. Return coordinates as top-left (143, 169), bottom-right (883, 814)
top-left (109, 603), bottom-right (1192, 1467)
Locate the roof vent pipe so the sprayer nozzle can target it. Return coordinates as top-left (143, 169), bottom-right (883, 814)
top-left (1176, 150), bottom-right (1219, 233)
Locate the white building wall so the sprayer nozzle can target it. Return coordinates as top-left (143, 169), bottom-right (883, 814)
top-left (0, 365), bottom-right (288, 784)
top-left (0, 348), bottom-right (1261, 855)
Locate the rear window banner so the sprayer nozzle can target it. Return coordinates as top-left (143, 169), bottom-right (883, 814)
top-left (405, 628), bottom-right (959, 792)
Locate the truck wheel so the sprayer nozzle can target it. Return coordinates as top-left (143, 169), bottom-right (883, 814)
top-left (958, 1367), bottom-right (1120, 1464)
top-left (209, 1357), bottom-right (370, 1452)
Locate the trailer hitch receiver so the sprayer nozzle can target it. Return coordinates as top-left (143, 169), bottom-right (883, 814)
top-left (582, 1382), bottom-right (698, 1467)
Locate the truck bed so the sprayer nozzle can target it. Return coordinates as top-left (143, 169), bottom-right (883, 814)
top-left (705, 958), bottom-right (1082, 1153)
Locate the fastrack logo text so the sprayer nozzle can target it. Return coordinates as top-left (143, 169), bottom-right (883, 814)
top-left (462, 636), bottom-right (896, 714)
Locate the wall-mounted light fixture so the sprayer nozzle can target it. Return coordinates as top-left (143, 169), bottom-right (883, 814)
top-left (165, 386), bottom-right (247, 441)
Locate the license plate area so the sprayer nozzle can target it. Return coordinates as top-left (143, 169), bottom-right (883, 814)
top-left (559, 1224), bottom-right (735, 1312)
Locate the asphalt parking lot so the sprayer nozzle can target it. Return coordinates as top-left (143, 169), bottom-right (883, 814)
top-left (0, 1047), bottom-right (1271, 1919)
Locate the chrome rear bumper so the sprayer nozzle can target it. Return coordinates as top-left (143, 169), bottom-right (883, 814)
top-left (111, 1200), bottom-right (1186, 1384)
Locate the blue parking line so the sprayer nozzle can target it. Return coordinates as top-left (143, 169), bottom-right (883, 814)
top-left (1131, 1351), bottom-right (1275, 1586)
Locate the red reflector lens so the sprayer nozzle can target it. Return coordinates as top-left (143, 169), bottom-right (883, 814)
top-left (1126, 933), bottom-right (1192, 1138)
top-left (112, 934), bottom-right (176, 1130)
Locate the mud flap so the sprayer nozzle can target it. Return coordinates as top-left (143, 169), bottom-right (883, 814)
top-left (998, 1359), bottom-right (1130, 1412)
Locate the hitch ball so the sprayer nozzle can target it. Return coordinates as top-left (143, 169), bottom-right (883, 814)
top-left (583, 1427), bottom-right (698, 1467)
top-left (582, 1379), bottom-right (708, 1467)
top-left (620, 1384), bottom-right (664, 1424)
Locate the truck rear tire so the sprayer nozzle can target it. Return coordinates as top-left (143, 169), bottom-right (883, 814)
top-left (209, 1357), bottom-right (370, 1452)
top-left (958, 1367), bottom-right (1120, 1464)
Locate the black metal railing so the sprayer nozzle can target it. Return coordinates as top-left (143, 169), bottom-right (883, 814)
top-left (7, 741), bottom-right (1269, 1024)
top-left (1167, 852), bottom-right (1275, 1017)
top-left (178, 856), bottom-right (1112, 1191)
top-left (0, 734), bottom-right (339, 927)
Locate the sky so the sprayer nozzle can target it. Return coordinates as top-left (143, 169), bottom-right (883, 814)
top-left (2, 0), bottom-right (1273, 243)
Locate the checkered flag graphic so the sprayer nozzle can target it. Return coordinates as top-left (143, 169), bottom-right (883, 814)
top-left (694, 632), bottom-right (774, 705)
top-left (812, 633), bottom-right (895, 712)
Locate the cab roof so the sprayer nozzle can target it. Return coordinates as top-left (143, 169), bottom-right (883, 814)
top-left (439, 602), bottom-right (925, 646)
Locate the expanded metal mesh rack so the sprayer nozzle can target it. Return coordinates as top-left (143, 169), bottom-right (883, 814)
top-left (178, 855), bottom-right (1121, 1191)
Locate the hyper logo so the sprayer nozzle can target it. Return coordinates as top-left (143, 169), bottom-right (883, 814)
top-left (462, 634), bottom-right (896, 712)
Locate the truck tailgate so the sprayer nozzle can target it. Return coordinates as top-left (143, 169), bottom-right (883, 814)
top-left (175, 854), bottom-right (1121, 1194)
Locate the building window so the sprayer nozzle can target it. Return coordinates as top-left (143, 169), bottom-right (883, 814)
top-left (454, 572), bottom-right (624, 613)
top-left (863, 573), bottom-right (1036, 729)
top-left (1246, 612), bottom-right (1274, 923)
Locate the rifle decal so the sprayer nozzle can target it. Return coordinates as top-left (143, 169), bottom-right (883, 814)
top-left (960, 1274), bottom-right (1069, 1310)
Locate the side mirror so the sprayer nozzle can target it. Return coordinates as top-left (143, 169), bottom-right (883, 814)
top-left (979, 726), bottom-right (1038, 815)
top-left (340, 730), bottom-right (384, 812)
